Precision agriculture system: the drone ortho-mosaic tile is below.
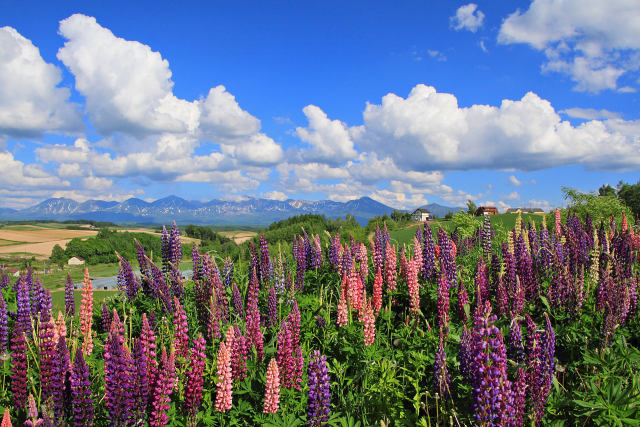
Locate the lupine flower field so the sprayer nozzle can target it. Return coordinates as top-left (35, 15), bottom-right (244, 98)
top-left (0, 210), bottom-right (639, 425)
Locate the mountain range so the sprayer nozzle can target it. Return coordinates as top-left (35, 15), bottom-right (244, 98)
top-left (0, 196), bottom-right (464, 226)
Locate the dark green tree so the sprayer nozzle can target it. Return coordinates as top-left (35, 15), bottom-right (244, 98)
top-left (617, 180), bottom-right (640, 217)
top-left (598, 184), bottom-right (617, 197)
top-left (50, 244), bottom-right (68, 268)
top-left (466, 199), bottom-right (477, 215)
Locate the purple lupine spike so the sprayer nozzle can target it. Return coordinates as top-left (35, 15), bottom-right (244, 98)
top-left (222, 257), bottom-right (234, 289)
top-left (232, 282), bottom-right (244, 318)
top-left (329, 233), bottom-right (341, 271)
top-left (482, 216), bottom-right (492, 259)
top-left (469, 302), bottom-right (515, 424)
top-left (437, 267), bottom-right (450, 332)
top-left (502, 243), bottom-right (517, 300)
top-left (272, 252), bottom-right (286, 296)
top-left (459, 325), bottom-right (471, 379)
top-left (150, 347), bottom-right (176, 427)
top-left (508, 317), bottom-right (525, 364)
top-left (433, 331), bottom-right (450, 397)
top-left (438, 227), bottom-right (457, 288)
top-left (0, 292), bottom-right (7, 354)
top-left (101, 302), bottom-right (112, 333)
top-left (211, 261), bottom-right (229, 325)
top-left (11, 324), bottom-right (29, 410)
top-left (184, 333), bottom-right (207, 420)
top-left (104, 322), bottom-right (130, 425)
top-left (0, 272), bottom-right (8, 290)
top-left (31, 277), bottom-right (46, 318)
top-left (496, 274), bottom-right (509, 316)
top-left (307, 350), bottom-right (331, 426)
top-left (296, 235), bottom-right (306, 290)
top-left (525, 314), bottom-right (542, 411)
top-left (537, 313), bottom-right (555, 422)
top-left (16, 275), bottom-right (32, 336)
top-left (266, 285), bottom-right (277, 328)
top-left (422, 222), bottom-right (436, 280)
top-left (135, 238), bottom-right (151, 279)
top-left (312, 234), bottom-right (323, 269)
top-left (170, 221), bottom-right (182, 268)
top-left (160, 225), bottom-right (170, 273)
top-left (512, 276), bottom-right (525, 315)
top-left (191, 244), bottom-right (202, 283)
top-left (475, 257), bottom-right (489, 305)
top-left (250, 241), bottom-right (260, 283)
top-left (140, 314), bottom-right (158, 395)
top-left (232, 324), bottom-right (248, 380)
top-left (39, 311), bottom-right (57, 404)
top-left (71, 349), bottom-right (94, 426)
top-left (149, 260), bottom-right (173, 313)
top-left (340, 245), bottom-right (352, 280)
top-left (51, 335), bottom-right (70, 421)
top-left (63, 273), bottom-right (74, 316)
top-left (513, 367), bottom-right (528, 426)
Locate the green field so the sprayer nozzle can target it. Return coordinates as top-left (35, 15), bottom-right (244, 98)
top-left (51, 289), bottom-right (117, 315)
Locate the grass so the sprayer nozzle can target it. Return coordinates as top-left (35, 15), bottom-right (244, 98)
top-left (51, 289), bottom-right (116, 315)
top-left (0, 239), bottom-right (22, 247)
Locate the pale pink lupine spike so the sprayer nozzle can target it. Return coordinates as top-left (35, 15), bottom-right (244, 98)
top-left (214, 341), bottom-right (233, 412)
top-left (263, 358), bottom-right (280, 414)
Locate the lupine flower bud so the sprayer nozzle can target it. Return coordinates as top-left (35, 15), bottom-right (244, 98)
top-left (307, 350), bottom-right (331, 426)
top-left (263, 358), bottom-right (280, 414)
top-left (214, 342), bottom-right (233, 412)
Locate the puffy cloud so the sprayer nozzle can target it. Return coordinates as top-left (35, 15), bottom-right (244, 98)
top-left (561, 108), bottom-right (621, 120)
top-left (0, 27), bottom-right (82, 137)
top-left (450, 4), bottom-right (485, 33)
top-left (296, 105), bottom-right (357, 165)
top-left (228, 134), bottom-right (284, 166)
top-left (352, 84), bottom-right (640, 171)
top-left (261, 190), bottom-right (288, 201)
top-left (199, 86), bottom-right (261, 141)
top-left (509, 175), bottom-right (522, 186)
top-left (502, 191), bottom-right (521, 201)
top-left (498, 0), bottom-right (640, 92)
top-left (0, 151), bottom-right (70, 189)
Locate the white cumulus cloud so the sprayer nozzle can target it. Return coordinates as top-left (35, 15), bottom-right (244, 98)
top-left (450, 4), bottom-right (485, 33)
top-left (296, 105), bottom-right (358, 165)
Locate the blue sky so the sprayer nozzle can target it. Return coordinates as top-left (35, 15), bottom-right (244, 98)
top-left (1, 0), bottom-right (639, 211)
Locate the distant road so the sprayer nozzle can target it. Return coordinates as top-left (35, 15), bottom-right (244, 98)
top-left (74, 269), bottom-right (194, 290)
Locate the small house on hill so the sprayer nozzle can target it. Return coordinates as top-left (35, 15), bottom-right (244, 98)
top-left (475, 206), bottom-right (499, 216)
top-left (411, 208), bottom-right (431, 222)
top-left (67, 256), bottom-right (85, 266)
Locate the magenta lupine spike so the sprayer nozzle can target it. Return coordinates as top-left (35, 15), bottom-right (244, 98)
top-left (513, 367), bottom-right (528, 426)
top-left (246, 268), bottom-right (264, 361)
top-left (437, 266), bottom-right (450, 331)
top-left (413, 235), bottom-right (423, 277)
top-left (277, 319), bottom-right (294, 388)
top-left (39, 311), bottom-right (57, 404)
top-left (537, 313), bottom-right (556, 422)
top-left (525, 314), bottom-right (542, 410)
top-left (469, 302), bottom-right (515, 424)
top-left (184, 333), bottom-right (207, 419)
top-left (496, 274), bottom-right (510, 316)
top-left (407, 258), bottom-right (421, 314)
top-left (173, 297), bottom-right (189, 359)
top-left (372, 268), bottom-right (383, 314)
top-left (457, 279), bottom-right (469, 322)
top-left (65, 273), bottom-right (75, 316)
top-left (384, 243), bottom-right (397, 292)
top-left (307, 350), bottom-right (332, 426)
top-left (438, 227), bottom-right (457, 288)
top-left (512, 276), bottom-right (525, 315)
top-left (11, 327), bottom-right (28, 410)
top-left (150, 347), bottom-right (176, 426)
top-left (266, 286), bottom-right (277, 328)
top-left (475, 257), bottom-right (490, 304)
top-left (312, 234), bottom-right (323, 269)
top-left (70, 350), bottom-right (94, 426)
top-left (362, 297), bottom-right (375, 346)
top-left (208, 296), bottom-right (221, 341)
top-left (104, 321), bottom-right (131, 425)
top-left (433, 331), bottom-right (450, 397)
top-left (0, 292), bottom-right (7, 354)
top-left (289, 301), bottom-right (301, 349)
top-left (232, 325), bottom-right (248, 380)
top-left (140, 314), bottom-right (158, 397)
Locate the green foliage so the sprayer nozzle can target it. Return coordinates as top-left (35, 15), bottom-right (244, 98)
top-left (617, 180), bottom-right (640, 217)
top-left (599, 184), bottom-right (617, 197)
top-left (562, 186), bottom-right (632, 225)
top-left (49, 243), bottom-right (68, 267)
top-left (466, 199), bottom-right (477, 215)
top-left (390, 210), bottom-right (411, 222)
top-left (183, 224), bottom-right (240, 260)
top-left (63, 228), bottom-right (163, 265)
top-left (450, 212), bottom-right (481, 239)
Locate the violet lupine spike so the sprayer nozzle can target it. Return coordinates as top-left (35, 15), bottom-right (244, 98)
top-left (437, 266), bottom-right (450, 331)
top-left (438, 227), bottom-right (457, 288)
top-left (170, 221), bottom-right (182, 267)
top-left (31, 277), bottom-right (45, 319)
top-left (0, 292), bottom-right (8, 354)
top-left (469, 302), bottom-right (515, 424)
top-left (211, 261), bottom-right (229, 324)
top-left (191, 244), bottom-right (202, 283)
top-left (272, 253), bottom-right (286, 296)
top-left (39, 311), bottom-right (57, 405)
top-left (433, 332), bottom-right (450, 397)
top-left (312, 234), bottom-right (323, 269)
top-left (222, 257), bottom-right (234, 289)
top-left (260, 234), bottom-right (271, 284)
top-left (11, 326), bottom-right (28, 411)
top-left (135, 239), bottom-right (151, 280)
top-left (70, 350), bottom-right (94, 427)
top-left (266, 286), bottom-right (277, 328)
top-left (329, 233), bottom-right (341, 271)
top-left (537, 313), bottom-right (556, 423)
top-left (16, 275), bottom-right (32, 337)
top-left (232, 282), bottom-right (244, 318)
top-left (457, 279), bottom-right (469, 322)
top-left (104, 322), bottom-right (131, 425)
top-left (149, 260), bottom-right (173, 313)
top-left (117, 253), bottom-right (139, 301)
top-left (101, 302), bottom-right (111, 333)
top-left (140, 314), bottom-right (158, 397)
top-left (475, 257), bottom-right (490, 305)
top-left (458, 325), bottom-right (472, 379)
top-left (296, 235), bottom-right (306, 290)
top-left (65, 273), bottom-right (75, 317)
top-left (307, 350), bottom-right (332, 427)
top-left (422, 222), bottom-right (436, 281)
top-left (0, 272), bottom-right (8, 290)
top-left (184, 333), bottom-right (207, 420)
top-left (525, 314), bottom-right (543, 413)
top-left (52, 335), bottom-right (70, 421)
top-left (508, 317), bottom-right (525, 364)
top-left (250, 241), bottom-right (260, 283)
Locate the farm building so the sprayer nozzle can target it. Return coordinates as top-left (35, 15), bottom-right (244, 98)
top-left (411, 208), bottom-right (431, 222)
top-left (475, 206), bottom-right (499, 216)
top-left (67, 256), bottom-right (85, 265)
top-left (506, 208), bottom-right (545, 214)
